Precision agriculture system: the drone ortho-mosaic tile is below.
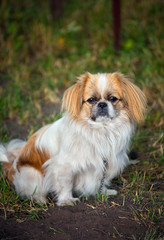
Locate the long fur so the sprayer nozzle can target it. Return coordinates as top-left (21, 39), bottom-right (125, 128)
top-left (0, 72), bottom-right (146, 206)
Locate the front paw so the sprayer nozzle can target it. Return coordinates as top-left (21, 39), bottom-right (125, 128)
top-left (57, 197), bottom-right (79, 206)
top-left (102, 188), bottom-right (118, 196)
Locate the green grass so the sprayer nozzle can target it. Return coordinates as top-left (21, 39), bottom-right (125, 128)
top-left (0, 0), bottom-right (164, 237)
top-left (49, 227), bottom-right (65, 234)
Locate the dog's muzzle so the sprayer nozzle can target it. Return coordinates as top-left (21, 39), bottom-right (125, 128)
top-left (97, 102), bottom-right (108, 116)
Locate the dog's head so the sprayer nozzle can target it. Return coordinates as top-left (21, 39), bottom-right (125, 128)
top-left (62, 72), bottom-right (147, 123)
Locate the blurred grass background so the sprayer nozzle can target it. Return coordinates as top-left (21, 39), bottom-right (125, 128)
top-left (0, 0), bottom-right (163, 235)
top-left (0, 0), bottom-right (163, 134)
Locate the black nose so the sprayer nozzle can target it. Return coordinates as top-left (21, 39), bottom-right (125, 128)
top-left (98, 102), bottom-right (107, 109)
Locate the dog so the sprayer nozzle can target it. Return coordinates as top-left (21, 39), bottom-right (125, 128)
top-left (0, 72), bottom-right (146, 206)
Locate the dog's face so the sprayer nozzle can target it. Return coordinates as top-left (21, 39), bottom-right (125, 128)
top-left (62, 72), bottom-right (146, 123)
top-left (81, 73), bottom-right (124, 122)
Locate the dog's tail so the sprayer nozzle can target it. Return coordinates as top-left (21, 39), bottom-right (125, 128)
top-left (0, 139), bottom-right (26, 181)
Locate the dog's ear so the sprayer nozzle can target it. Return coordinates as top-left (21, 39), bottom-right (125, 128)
top-left (113, 73), bottom-right (147, 122)
top-left (62, 73), bottom-right (90, 118)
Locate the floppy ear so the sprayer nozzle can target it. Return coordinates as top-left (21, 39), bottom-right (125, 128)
top-left (113, 73), bottom-right (147, 122)
top-left (62, 73), bottom-right (90, 118)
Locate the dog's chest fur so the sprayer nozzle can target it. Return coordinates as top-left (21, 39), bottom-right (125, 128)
top-left (41, 115), bottom-right (132, 196)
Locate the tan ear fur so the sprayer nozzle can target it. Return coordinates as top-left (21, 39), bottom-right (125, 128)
top-left (61, 73), bottom-right (90, 118)
top-left (113, 73), bottom-right (147, 122)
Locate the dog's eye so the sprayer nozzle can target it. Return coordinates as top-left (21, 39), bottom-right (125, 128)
top-left (87, 97), bottom-right (97, 104)
top-left (108, 96), bottom-right (118, 102)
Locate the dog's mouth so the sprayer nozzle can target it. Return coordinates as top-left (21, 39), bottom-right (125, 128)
top-left (90, 103), bottom-right (116, 123)
top-left (91, 113), bottom-right (111, 122)
top-left (98, 110), bottom-right (108, 116)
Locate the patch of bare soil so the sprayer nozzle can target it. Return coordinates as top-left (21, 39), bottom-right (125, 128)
top-left (0, 198), bottom-right (153, 240)
top-left (2, 195), bottom-right (164, 240)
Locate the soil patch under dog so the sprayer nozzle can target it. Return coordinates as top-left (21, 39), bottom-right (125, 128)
top-left (0, 197), bottom-right (162, 240)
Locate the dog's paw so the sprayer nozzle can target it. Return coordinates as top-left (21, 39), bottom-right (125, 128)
top-left (57, 197), bottom-right (79, 206)
top-left (102, 188), bottom-right (118, 196)
top-left (33, 195), bottom-right (47, 204)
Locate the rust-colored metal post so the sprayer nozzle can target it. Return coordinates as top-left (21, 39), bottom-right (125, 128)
top-left (112, 0), bottom-right (121, 54)
top-left (50, 0), bottom-right (63, 19)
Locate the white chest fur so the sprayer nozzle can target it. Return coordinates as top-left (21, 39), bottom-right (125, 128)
top-left (41, 114), bottom-right (132, 197)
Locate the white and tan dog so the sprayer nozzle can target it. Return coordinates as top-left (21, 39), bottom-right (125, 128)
top-left (0, 72), bottom-right (146, 206)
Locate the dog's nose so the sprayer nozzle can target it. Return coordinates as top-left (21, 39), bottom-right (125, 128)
top-left (98, 102), bottom-right (107, 109)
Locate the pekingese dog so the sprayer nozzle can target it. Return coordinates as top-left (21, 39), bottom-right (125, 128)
top-left (0, 72), bottom-right (146, 206)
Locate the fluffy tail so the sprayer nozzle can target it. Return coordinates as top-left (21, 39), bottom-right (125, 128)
top-left (0, 145), bottom-right (9, 163)
top-left (0, 139), bottom-right (26, 181)
top-left (0, 139), bottom-right (26, 163)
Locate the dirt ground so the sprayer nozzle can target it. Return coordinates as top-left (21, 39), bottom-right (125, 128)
top-left (0, 197), bottom-right (155, 240)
